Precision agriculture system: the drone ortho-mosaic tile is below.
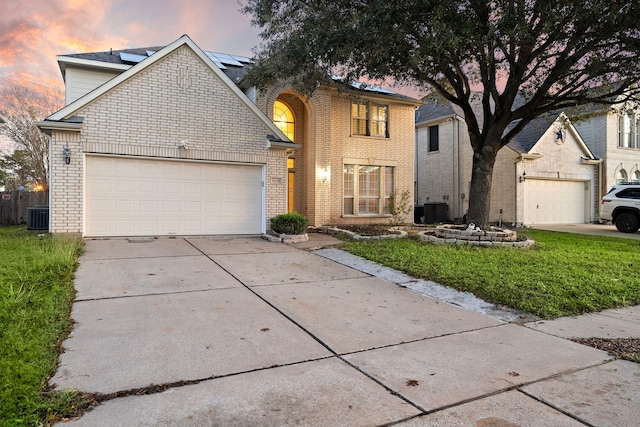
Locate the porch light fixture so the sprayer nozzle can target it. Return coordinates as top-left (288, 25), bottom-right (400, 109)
top-left (62, 145), bottom-right (71, 165)
top-left (519, 171), bottom-right (526, 183)
top-left (320, 167), bottom-right (329, 184)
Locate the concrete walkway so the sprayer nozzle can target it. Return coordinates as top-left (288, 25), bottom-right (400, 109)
top-left (54, 235), bottom-right (639, 426)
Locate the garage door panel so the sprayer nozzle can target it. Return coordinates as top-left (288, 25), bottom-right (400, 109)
top-left (138, 220), bottom-right (158, 233)
top-left (162, 182), bottom-right (181, 193)
top-left (115, 180), bottom-right (136, 192)
top-left (114, 161), bottom-right (139, 175)
top-left (114, 220), bottom-right (135, 233)
top-left (184, 201), bottom-right (202, 213)
top-left (139, 181), bottom-right (159, 192)
top-left (161, 201), bottom-right (181, 213)
top-left (86, 157), bottom-right (264, 236)
top-left (92, 179), bottom-right (111, 192)
top-left (115, 200), bottom-right (135, 212)
top-left (184, 183), bottom-right (202, 194)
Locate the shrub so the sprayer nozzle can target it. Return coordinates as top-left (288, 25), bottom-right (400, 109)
top-left (270, 212), bottom-right (309, 235)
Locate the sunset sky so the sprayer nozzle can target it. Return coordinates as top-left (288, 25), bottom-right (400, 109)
top-left (0, 0), bottom-right (262, 93)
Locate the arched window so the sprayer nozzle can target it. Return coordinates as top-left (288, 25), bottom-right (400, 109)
top-left (273, 100), bottom-right (295, 141)
top-left (617, 169), bottom-right (628, 183)
top-left (634, 170), bottom-right (640, 183)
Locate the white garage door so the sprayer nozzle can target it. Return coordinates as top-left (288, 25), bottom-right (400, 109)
top-left (524, 179), bottom-right (586, 225)
top-left (86, 156), bottom-right (264, 237)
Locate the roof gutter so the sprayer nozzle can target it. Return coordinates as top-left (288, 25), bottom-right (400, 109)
top-left (581, 157), bottom-right (602, 165)
top-left (36, 119), bottom-right (83, 136)
top-left (415, 113), bottom-right (459, 128)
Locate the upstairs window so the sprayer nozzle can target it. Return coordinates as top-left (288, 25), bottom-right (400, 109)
top-left (618, 113), bottom-right (635, 148)
top-left (371, 105), bottom-right (388, 137)
top-left (274, 100), bottom-right (295, 141)
top-left (351, 101), bottom-right (389, 137)
top-left (428, 125), bottom-right (439, 152)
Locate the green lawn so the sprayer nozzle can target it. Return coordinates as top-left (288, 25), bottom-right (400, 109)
top-left (0, 226), bottom-right (85, 426)
top-left (341, 229), bottom-right (640, 318)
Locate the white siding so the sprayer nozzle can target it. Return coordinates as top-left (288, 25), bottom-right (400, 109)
top-left (65, 68), bottom-right (120, 104)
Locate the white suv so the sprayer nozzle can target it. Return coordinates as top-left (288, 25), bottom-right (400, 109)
top-left (601, 183), bottom-right (640, 233)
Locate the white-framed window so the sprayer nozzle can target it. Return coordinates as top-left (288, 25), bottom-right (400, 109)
top-left (351, 101), bottom-right (389, 138)
top-left (617, 169), bottom-right (628, 183)
top-left (428, 125), bottom-right (439, 152)
top-left (344, 164), bottom-right (394, 216)
top-left (273, 100), bottom-right (295, 141)
top-left (618, 112), bottom-right (635, 148)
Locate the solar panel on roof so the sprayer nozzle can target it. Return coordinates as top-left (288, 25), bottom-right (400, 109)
top-left (349, 81), bottom-right (396, 95)
top-left (146, 50), bottom-right (156, 56)
top-left (204, 51), bottom-right (227, 69)
top-left (231, 54), bottom-right (251, 63)
top-left (206, 51), bottom-right (244, 67)
top-left (120, 52), bottom-right (147, 64)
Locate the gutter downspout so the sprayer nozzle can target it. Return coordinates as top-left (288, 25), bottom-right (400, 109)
top-left (453, 115), bottom-right (464, 221)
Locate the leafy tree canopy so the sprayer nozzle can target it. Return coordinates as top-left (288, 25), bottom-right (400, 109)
top-left (243, 0), bottom-right (640, 228)
top-left (0, 84), bottom-right (63, 190)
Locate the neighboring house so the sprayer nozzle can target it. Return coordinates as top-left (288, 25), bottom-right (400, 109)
top-left (571, 100), bottom-right (640, 194)
top-left (38, 35), bottom-right (419, 237)
top-left (415, 99), bottom-right (601, 226)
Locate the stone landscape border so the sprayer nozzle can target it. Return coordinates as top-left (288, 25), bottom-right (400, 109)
top-left (321, 226), bottom-right (408, 240)
top-left (419, 225), bottom-right (535, 248)
top-left (263, 232), bottom-right (309, 244)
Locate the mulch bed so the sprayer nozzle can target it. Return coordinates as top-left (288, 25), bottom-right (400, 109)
top-left (328, 224), bottom-right (401, 237)
top-left (571, 338), bottom-right (640, 362)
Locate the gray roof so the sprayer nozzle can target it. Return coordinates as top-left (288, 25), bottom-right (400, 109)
top-left (61, 47), bottom-right (418, 102)
top-left (416, 96), bottom-right (568, 154)
top-left (506, 114), bottom-right (558, 154)
top-left (415, 102), bottom-right (462, 123)
top-left (61, 47), bottom-right (252, 84)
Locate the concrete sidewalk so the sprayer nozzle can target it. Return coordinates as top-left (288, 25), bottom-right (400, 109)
top-left (54, 236), bottom-right (639, 426)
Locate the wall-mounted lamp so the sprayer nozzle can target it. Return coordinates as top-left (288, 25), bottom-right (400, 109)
top-left (62, 145), bottom-right (71, 165)
top-left (320, 167), bottom-right (329, 184)
top-left (519, 171), bottom-right (526, 183)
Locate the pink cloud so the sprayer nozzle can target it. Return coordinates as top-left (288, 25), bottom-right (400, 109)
top-left (0, 0), bottom-right (420, 101)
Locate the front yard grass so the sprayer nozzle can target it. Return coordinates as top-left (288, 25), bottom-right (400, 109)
top-left (0, 226), bottom-right (86, 426)
top-left (341, 229), bottom-right (640, 318)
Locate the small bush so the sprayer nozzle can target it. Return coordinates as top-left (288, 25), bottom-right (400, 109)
top-left (270, 212), bottom-right (309, 235)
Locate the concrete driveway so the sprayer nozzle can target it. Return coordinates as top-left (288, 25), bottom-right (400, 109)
top-left (531, 223), bottom-right (640, 239)
top-left (54, 236), bottom-right (639, 426)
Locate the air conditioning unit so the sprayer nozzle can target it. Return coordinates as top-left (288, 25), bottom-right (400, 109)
top-left (27, 206), bottom-right (49, 231)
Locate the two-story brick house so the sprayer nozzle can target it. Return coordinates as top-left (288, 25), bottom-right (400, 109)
top-left (38, 35), bottom-right (419, 237)
top-left (415, 98), bottom-right (601, 226)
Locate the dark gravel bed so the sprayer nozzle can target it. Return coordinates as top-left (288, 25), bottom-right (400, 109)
top-left (571, 338), bottom-right (640, 362)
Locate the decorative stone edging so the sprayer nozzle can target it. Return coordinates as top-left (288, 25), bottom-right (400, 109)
top-left (418, 231), bottom-right (535, 247)
top-left (322, 226), bottom-right (408, 240)
top-left (262, 232), bottom-right (309, 244)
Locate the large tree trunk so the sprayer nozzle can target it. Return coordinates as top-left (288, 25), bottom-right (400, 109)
top-left (466, 142), bottom-right (499, 230)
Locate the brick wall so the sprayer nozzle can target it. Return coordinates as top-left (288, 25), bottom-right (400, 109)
top-left (257, 85), bottom-right (417, 227)
top-left (49, 45), bottom-right (286, 234)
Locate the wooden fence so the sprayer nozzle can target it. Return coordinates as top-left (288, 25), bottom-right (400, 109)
top-left (0, 191), bottom-right (49, 225)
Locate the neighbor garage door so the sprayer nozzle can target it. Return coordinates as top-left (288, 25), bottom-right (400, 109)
top-left (86, 156), bottom-right (263, 236)
top-left (523, 179), bottom-right (586, 225)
